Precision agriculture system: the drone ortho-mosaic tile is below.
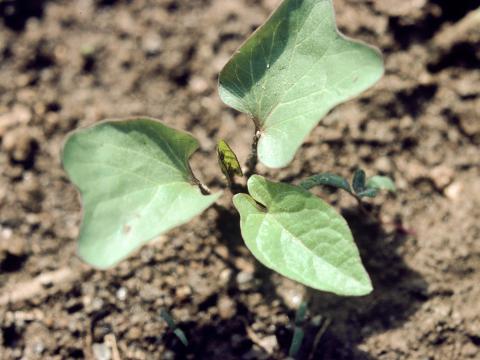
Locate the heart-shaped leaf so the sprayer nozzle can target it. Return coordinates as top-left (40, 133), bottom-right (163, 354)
top-left (62, 118), bottom-right (220, 269)
top-left (219, 0), bottom-right (383, 168)
top-left (233, 175), bottom-right (372, 296)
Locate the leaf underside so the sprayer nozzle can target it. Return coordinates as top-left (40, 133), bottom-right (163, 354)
top-left (233, 175), bottom-right (372, 296)
top-left (62, 118), bottom-right (220, 269)
top-left (219, 0), bottom-right (384, 168)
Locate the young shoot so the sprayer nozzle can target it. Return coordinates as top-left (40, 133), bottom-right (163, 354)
top-left (62, 0), bottom-right (391, 296)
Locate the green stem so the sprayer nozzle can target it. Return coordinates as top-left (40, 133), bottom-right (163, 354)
top-left (289, 301), bottom-right (308, 357)
top-left (245, 128), bottom-right (261, 177)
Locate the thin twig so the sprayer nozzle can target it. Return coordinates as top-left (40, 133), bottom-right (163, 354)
top-left (188, 163), bottom-right (212, 195)
top-left (352, 193), bottom-right (415, 235)
top-left (0, 268), bottom-right (78, 306)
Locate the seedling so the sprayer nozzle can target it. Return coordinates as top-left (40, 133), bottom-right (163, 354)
top-left (289, 301), bottom-right (308, 357)
top-left (160, 309), bottom-right (189, 347)
top-left (62, 0), bottom-right (393, 296)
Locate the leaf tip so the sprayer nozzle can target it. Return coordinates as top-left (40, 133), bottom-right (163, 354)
top-left (233, 192), bottom-right (263, 215)
top-left (77, 241), bottom-right (116, 270)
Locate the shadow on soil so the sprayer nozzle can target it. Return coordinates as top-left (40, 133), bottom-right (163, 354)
top-left (163, 203), bottom-right (427, 359)
top-left (303, 208), bottom-right (428, 360)
top-left (160, 206), bottom-right (272, 359)
top-left (0, 0), bottom-right (49, 31)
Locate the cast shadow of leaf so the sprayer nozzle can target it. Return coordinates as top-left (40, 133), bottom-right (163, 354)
top-left (212, 201), bottom-right (427, 359)
top-left (303, 208), bottom-right (428, 359)
top-left (163, 317), bottom-right (271, 360)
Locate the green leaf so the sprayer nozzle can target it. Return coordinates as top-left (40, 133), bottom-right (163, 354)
top-left (366, 175), bottom-right (396, 193)
top-left (300, 173), bottom-right (351, 192)
top-left (356, 188), bottom-right (378, 199)
top-left (219, 0), bottom-right (383, 168)
top-left (160, 309), bottom-right (189, 346)
top-left (62, 118), bottom-right (220, 269)
top-left (290, 301), bottom-right (308, 357)
top-left (160, 309), bottom-right (177, 329)
top-left (352, 169), bottom-right (366, 194)
top-left (174, 329), bottom-right (189, 347)
top-left (217, 139), bottom-right (243, 180)
top-left (233, 175), bottom-right (372, 296)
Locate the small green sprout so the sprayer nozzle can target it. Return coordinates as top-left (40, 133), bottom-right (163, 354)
top-left (301, 169), bottom-right (396, 200)
top-left (63, 0), bottom-right (388, 297)
top-left (160, 309), bottom-right (189, 347)
top-left (288, 301), bottom-right (308, 357)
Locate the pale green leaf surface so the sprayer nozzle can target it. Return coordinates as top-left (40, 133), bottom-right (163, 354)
top-left (233, 175), bottom-right (372, 296)
top-left (219, 0), bottom-right (383, 168)
top-left (62, 118), bottom-right (220, 269)
top-left (366, 175), bottom-right (396, 192)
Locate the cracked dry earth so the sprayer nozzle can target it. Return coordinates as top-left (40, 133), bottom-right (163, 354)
top-left (1, 0), bottom-right (480, 359)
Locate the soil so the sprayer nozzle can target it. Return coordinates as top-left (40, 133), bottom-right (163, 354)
top-left (1, 0), bottom-right (479, 359)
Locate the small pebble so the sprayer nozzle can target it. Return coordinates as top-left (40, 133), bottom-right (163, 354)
top-left (0, 104), bottom-right (31, 136)
top-left (235, 257), bottom-right (255, 273)
top-left (430, 165), bottom-right (454, 190)
top-left (0, 228), bottom-right (27, 256)
top-left (444, 181), bottom-right (462, 201)
top-left (218, 268), bottom-right (232, 287)
top-left (236, 271), bottom-right (253, 285)
top-left (142, 32), bottom-right (163, 55)
top-left (189, 76), bottom-right (209, 94)
top-left (2, 127), bottom-right (36, 162)
top-left (217, 295), bottom-right (236, 319)
top-left (91, 298), bottom-right (104, 311)
top-left (175, 285), bottom-right (192, 301)
top-left (374, 157), bottom-right (392, 173)
top-left (116, 287), bottom-right (127, 301)
top-left (127, 327), bottom-right (142, 339)
top-left (92, 343), bottom-right (111, 360)
top-left (32, 340), bottom-right (45, 355)
top-left (276, 282), bottom-right (305, 309)
top-left (214, 244), bottom-right (229, 260)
